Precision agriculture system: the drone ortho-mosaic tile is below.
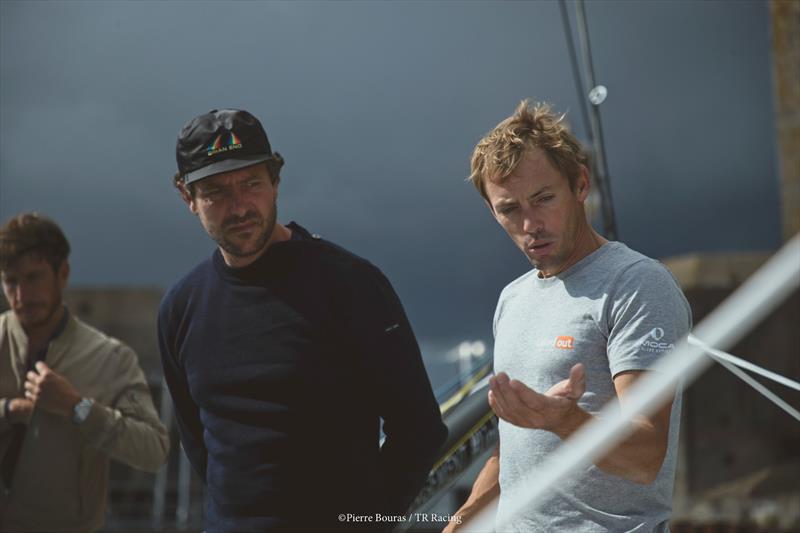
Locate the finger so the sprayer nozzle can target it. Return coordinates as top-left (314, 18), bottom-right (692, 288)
top-left (488, 389), bottom-right (513, 423)
top-left (500, 379), bottom-right (535, 419)
top-left (26, 370), bottom-right (40, 383)
top-left (488, 389), bottom-right (506, 419)
top-left (568, 364), bottom-right (586, 399)
top-left (491, 375), bottom-right (520, 424)
top-left (35, 361), bottom-right (49, 374)
top-left (489, 383), bottom-right (514, 422)
top-left (491, 372), bottom-right (511, 387)
top-left (510, 380), bottom-right (548, 412)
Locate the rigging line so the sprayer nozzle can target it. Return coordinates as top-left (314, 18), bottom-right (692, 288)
top-left (714, 353), bottom-right (800, 422)
top-left (558, 0), bottom-right (592, 142)
top-left (689, 334), bottom-right (800, 391)
top-left (575, 0), bottom-right (618, 240)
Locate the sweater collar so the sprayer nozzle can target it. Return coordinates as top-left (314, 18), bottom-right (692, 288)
top-left (212, 221), bottom-right (311, 282)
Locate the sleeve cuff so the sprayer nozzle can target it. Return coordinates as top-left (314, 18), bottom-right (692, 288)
top-left (0, 398), bottom-right (12, 431)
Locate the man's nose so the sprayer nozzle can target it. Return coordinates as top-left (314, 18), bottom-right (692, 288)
top-left (522, 210), bottom-right (542, 234)
top-left (13, 283), bottom-right (29, 304)
top-left (229, 187), bottom-right (251, 216)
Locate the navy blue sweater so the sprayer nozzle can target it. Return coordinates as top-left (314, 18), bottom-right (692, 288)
top-left (158, 223), bottom-right (447, 532)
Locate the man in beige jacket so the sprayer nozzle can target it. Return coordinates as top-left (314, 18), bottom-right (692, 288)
top-left (0, 212), bottom-right (169, 532)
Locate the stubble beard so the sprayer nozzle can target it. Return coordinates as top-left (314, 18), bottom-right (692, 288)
top-left (528, 209), bottom-right (589, 276)
top-left (215, 200), bottom-right (278, 259)
top-left (524, 231), bottom-right (565, 274)
top-left (16, 287), bottom-right (62, 331)
top-left (528, 246), bottom-right (566, 274)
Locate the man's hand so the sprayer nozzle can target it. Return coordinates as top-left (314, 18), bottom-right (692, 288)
top-left (6, 398), bottom-right (34, 425)
top-left (489, 367), bottom-right (673, 484)
top-left (488, 363), bottom-right (587, 437)
top-left (24, 362), bottom-right (81, 417)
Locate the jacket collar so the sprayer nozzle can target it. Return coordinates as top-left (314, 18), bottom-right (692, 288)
top-left (5, 308), bottom-right (75, 376)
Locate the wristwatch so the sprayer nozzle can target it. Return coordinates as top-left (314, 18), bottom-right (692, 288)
top-left (72, 398), bottom-right (94, 424)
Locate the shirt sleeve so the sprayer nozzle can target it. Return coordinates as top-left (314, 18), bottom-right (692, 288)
top-left (157, 297), bottom-right (209, 481)
top-left (606, 259), bottom-right (693, 377)
top-left (78, 343), bottom-right (170, 473)
top-left (341, 261), bottom-right (448, 515)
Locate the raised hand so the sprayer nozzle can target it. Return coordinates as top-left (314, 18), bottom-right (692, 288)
top-left (25, 361), bottom-right (81, 417)
top-left (488, 363), bottom-right (587, 435)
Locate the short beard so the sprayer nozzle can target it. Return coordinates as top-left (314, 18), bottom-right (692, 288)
top-left (215, 200), bottom-right (277, 259)
top-left (18, 294), bottom-right (62, 331)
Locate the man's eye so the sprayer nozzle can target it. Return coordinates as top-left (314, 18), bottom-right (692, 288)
top-left (248, 180), bottom-right (263, 188)
top-left (539, 195), bottom-right (555, 203)
top-left (498, 206), bottom-right (517, 215)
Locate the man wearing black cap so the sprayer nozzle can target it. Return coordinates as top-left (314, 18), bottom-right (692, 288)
top-left (158, 109), bottom-right (447, 532)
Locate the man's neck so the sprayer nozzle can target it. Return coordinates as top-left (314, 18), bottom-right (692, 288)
top-left (540, 219), bottom-right (608, 278)
top-left (23, 304), bottom-right (66, 355)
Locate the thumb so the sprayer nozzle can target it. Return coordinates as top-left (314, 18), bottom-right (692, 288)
top-left (566, 363), bottom-right (586, 400)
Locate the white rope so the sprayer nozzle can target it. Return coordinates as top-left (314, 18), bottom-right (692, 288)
top-left (713, 351), bottom-right (800, 422)
top-left (688, 334), bottom-right (800, 391)
top-left (463, 234), bottom-right (800, 532)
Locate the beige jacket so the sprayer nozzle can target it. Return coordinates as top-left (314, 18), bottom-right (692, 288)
top-left (0, 311), bottom-right (169, 532)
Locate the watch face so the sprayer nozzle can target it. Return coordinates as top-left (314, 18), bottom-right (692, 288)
top-left (73, 398), bottom-right (92, 423)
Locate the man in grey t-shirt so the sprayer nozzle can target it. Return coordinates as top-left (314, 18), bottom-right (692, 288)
top-left (446, 101), bottom-right (691, 533)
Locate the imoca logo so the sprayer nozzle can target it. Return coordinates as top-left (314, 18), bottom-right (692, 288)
top-left (642, 327), bottom-right (673, 352)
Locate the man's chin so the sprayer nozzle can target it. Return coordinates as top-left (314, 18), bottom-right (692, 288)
top-left (16, 311), bottom-right (50, 329)
top-left (220, 238), bottom-right (270, 259)
top-left (217, 224), bottom-right (274, 260)
top-left (526, 255), bottom-right (557, 274)
top-left (525, 254), bottom-right (545, 269)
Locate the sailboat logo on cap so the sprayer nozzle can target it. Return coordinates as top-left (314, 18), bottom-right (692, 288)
top-left (207, 131), bottom-right (243, 157)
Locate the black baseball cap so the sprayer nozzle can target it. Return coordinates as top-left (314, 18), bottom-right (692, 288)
top-left (176, 109), bottom-right (278, 184)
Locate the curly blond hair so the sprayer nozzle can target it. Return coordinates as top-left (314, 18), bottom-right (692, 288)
top-left (469, 100), bottom-right (587, 202)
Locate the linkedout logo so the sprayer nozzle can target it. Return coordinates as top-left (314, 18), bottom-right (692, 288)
top-left (642, 327), bottom-right (674, 353)
top-left (555, 336), bottom-right (574, 349)
top-left (207, 130), bottom-right (243, 157)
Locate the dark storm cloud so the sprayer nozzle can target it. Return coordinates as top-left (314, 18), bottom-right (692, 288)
top-left (0, 1), bottom-right (780, 354)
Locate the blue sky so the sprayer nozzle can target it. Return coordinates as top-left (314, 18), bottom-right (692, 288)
top-left (0, 0), bottom-right (780, 361)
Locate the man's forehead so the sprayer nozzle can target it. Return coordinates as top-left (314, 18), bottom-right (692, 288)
top-left (490, 152), bottom-right (563, 192)
top-left (1, 253), bottom-right (52, 277)
top-left (484, 177), bottom-right (517, 203)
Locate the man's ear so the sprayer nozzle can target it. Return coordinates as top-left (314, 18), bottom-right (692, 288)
top-left (57, 260), bottom-right (70, 292)
top-left (179, 183), bottom-right (198, 215)
top-left (576, 165), bottom-right (590, 202)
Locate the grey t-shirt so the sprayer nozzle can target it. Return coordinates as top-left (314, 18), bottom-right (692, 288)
top-left (493, 242), bottom-right (691, 533)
